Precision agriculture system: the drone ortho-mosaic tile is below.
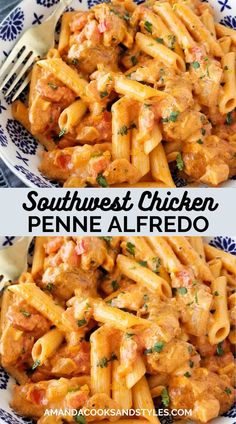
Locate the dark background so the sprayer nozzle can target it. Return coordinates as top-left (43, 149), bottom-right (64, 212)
top-left (0, 0), bottom-right (26, 187)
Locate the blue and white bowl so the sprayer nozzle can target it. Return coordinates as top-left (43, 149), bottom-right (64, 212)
top-left (0, 0), bottom-right (236, 187)
top-left (0, 235), bottom-right (235, 423)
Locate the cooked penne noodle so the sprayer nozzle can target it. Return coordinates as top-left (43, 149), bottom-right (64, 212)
top-left (167, 237), bottom-right (213, 281)
top-left (208, 277), bottom-right (230, 344)
top-left (150, 143), bottom-right (175, 187)
top-left (188, 237), bottom-right (205, 260)
top-left (114, 75), bottom-right (167, 100)
top-left (32, 329), bottom-right (64, 364)
top-left (112, 97), bottom-right (131, 161)
top-left (219, 52), bottom-right (236, 114)
top-left (136, 32), bottom-right (186, 72)
top-left (133, 376), bottom-right (160, 424)
top-left (8, 284), bottom-right (73, 332)
top-left (215, 23), bottom-right (236, 45)
top-left (144, 124), bottom-right (162, 156)
top-left (58, 12), bottom-right (77, 54)
top-left (153, 1), bottom-right (195, 50)
top-left (131, 128), bottom-right (150, 177)
top-left (117, 254), bottom-right (171, 297)
top-left (58, 100), bottom-right (87, 133)
top-left (218, 36), bottom-right (232, 54)
top-left (112, 358), bottom-right (132, 408)
top-left (37, 59), bottom-right (88, 98)
top-left (31, 236), bottom-right (46, 279)
top-left (207, 258), bottom-right (222, 278)
top-left (201, 9), bottom-right (216, 38)
top-left (146, 236), bottom-right (183, 274)
top-left (174, 3), bottom-right (223, 57)
top-left (126, 355), bottom-right (146, 388)
top-left (204, 244), bottom-right (236, 275)
top-left (90, 327), bottom-right (111, 396)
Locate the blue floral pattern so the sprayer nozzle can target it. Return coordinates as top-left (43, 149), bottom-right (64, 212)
top-left (0, 126), bottom-right (7, 147)
top-left (0, 8), bottom-right (24, 41)
top-left (36, 0), bottom-right (60, 7)
top-left (220, 15), bottom-right (236, 28)
top-left (6, 120), bottom-right (38, 155)
top-left (0, 368), bottom-right (9, 390)
top-left (210, 236), bottom-right (236, 255)
top-left (14, 165), bottom-right (52, 187)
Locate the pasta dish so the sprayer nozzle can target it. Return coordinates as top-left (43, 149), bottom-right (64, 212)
top-left (0, 236), bottom-right (235, 423)
top-left (11, 0), bottom-right (236, 188)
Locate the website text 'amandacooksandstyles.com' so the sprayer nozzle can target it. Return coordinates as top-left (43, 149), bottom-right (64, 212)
top-left (44, 408), bottom-right (193, 418)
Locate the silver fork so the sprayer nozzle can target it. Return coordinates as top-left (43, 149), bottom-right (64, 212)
top-left (0, 0), bottom-right (73, 102)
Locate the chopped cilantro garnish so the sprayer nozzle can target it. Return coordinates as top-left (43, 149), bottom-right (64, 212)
top-left (20, 309), bottom-right (31, 318)
top-left (144, 21), bottom-right (152, 33)
top-left (143, 294), bottom-right (149, 301)
top-left (224, 65), bottom-right (229, 71)
top-left (139, 260), bottom-right (148, 267)
top-left (100, 90), bottom-right (108, 98)
top-left (71, 58), bottom-right (79, 66)
top-left (226, 112), bottom-right (233, 125)
top-left (197, 139), bottom-right (203, 144)
top-left (68, 385), bottom-right (81, 393)
top-left (125, 332), bottom-right (134, 338)
top-left (161, 388), bottom-right (170, 407)
top-left (46, 283), bottom-right (54, 292)
top-left (168, 34), bottom-right (176, 50)
top-left (155, 37), bottom-right (164, 44)
top-left (189, 360), bottom-right (194, 368)
top-left (214, 291), bottom-right (219, 296)
top-left (117, 125), bottom-right (129, 135)
top-left (96, 173), bottom-right (108, 187)
top-left (111, 280), bottom-right (119, 291)
top-left (131, 55), bottom-right (138, 66)
top-left (176, 152), bottom-right (184, 171)
top-left (101, 236), bottom-right (112, 243)
top-left (178, 287), bottom-right (187, 295)
top-left (126, 242), bottom-right (135, 256)
top-left (201, 128), bottom-right (206, 136)
top-left (161, 111), bottom-right (179, 123)
top-left (48, 82), bottom-right (58, 90)
top-left (224, 387), bottom-right (232, 395)
top-left (74, 412), bottom-right (86, 424)
top-left (216, 342), bottom-right (224, 356)
top-left (77, 318), bottom-right (87, 327)
top-left (97, 353), bottom-right (117, 368)
top-left (184, 372), bottom-right (191, 378)
top-left (32, 359), bottom-right (41, 370)
top-left (153, 341), bottom-right (165, 352)
top-left (192, 61), bottom-right (200, 70)
top-left (152, 257), bottom-right (161, 273)
top-left (58, 127), bottom-right (67, 138)
top-left (194, 289), bottom-right (199, 304)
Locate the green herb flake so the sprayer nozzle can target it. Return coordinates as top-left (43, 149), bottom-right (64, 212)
top-left (68, 385), bottom-right (81, 393)
top-left (153, 341), bottom-right (165, 352)
top-left (170, 111), bottom-right (179, 122)
top-left (216, 342), bottom-right (224, 356)
top-left (226, 112), bottom-right (233, 125)
top-left (77, 318), bottom-right (87, 327)
top-left (117, 125), bottom-right (128, 136)
top-left (101, 236), bottom-right (112, 243)
top-left (97, 357), bottom-right (109, 368)
top-left (32, 359), bottom-right (41, 371)
top-left (194, 289), bottom-right (199, 305)
top-left (155, 37), bottom-right (164, 44)
top-left (111, 280), bottom-right (120, 291)
top-left (48, 82), bottom-right (58, 90)
top-left (224, 387), bottom-right (232, 395)
top-left (176, 152), bottom-right (184, 171)
top-left (143, 294), bottom-right (149, 301)
top-left (197, 139), bottom-right (203, 144)
top-left (178, 287), bottom-right (188, 295)
top-left (213, 291), bottom-right (219, 296)
top-left (96, 173), bottom-right (108, 187)
top-left (201, 128), bottom-right (206, 136)
top-left (161, 388), bottom-right (170, 407)
top-left (71, 58), bottom-right (79, 66)
top-left (20, 309), bottom-right (31, 318)
top-left (125, 332), bottom-right (134, 338)
top-left (131, 55), bottom-right (138, 66)
top-left (58, 127), bottom-right (67, 139)
top-left (144, 21), bottom-right (153, 34)
top-left (192, 61), bottom-right (200, 70)
top-left (189, 360), bottom-right (194, 368)
top-left (74, 412), bottom-right (86, 424)
top-left (152, 257), bottom-right (161, 273)
top-left (184, 371), bottom-right (191, 378)
top-left (144, 347), bottom-right (153, 355)
top-left (139, 260), bottom-right (148, 267)
top-left (168, 34), bottom-right (176, 50)
top-left (46, 283), bottom-right (54, 292)
top-left (100, 90), bottom-right (108, 99)
top-left (224, 65), bottom-right (229, 71)
top-left (126, 242), bottom-right (135, 256)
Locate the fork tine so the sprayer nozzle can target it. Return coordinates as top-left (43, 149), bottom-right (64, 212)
top-left (0, 48), bottom-right (30, 91)
top-left (0, 41), bottom-right (24, 82)
top-left (5, 54), bottom-right (35, 97)
top-left (11, 73), bottom-right (31, 102)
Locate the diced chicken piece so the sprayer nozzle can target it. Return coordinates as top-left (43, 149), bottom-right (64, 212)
top-left (183, 136), bottom-right (236, 186)
top-left (50, 342), bottom-right (90, 376)
top-left (104, 159), bottom-right (141, 185)
top-left (93, 3), bottom-right (129, 46)
top-left (162, 110), bottom-right (204, 142)
top-left (145, 338), bottom-right (191, 374)
top-left (74, 237), bottom-right (109, 271)
top-left (168, 368), bottom-right (235, 422)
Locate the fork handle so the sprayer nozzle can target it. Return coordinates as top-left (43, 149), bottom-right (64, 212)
top-left (44, 0), bottom-right (73, 28)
